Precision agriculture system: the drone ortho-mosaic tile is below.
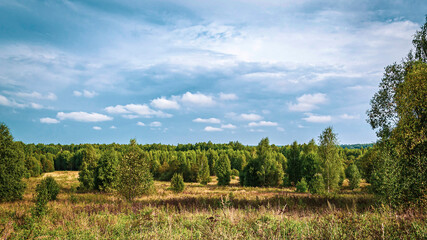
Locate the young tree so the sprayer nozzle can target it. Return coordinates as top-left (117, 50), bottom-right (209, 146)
top-left (215, 153), bottom-right (231, 186)
top-left (117, 139), bottom-right (154, 201)
top-left (95, 148), bottom-right (119, 192)
top-left (78, 146), bottom-right (98, 191)
top-left (347, 164), bottom-right (361, 190)
top-left (287, 141), bottom-right (302, 185)
top-left (197, 152), bottom-right (210, 185)
top-left (206, 149), bottom-right (219, 176)
top-left (318, 127), bottom-right (342, 193)
top-left (0, 124), bottom-right (27, 202)
top-left (170, 173), bottom-right (185, 193)
top-left (310, 173), bottom-right (325, 194)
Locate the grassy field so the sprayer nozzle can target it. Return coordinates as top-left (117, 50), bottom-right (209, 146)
top-left (0, 172), bottom-right (425, 239)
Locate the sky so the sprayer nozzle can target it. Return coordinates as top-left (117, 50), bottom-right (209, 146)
top-left (0, 0), bottom-right (425, 145)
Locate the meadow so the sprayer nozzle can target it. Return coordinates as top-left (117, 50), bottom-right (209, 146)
top-left (0, 171), bottom-right (425, 239)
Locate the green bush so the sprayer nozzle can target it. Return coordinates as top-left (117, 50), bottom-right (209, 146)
top-left (310, 173), bottom-right (325, 194)
top-left (37, 176), bottom-right (60, 201)
top-left (296, 177), bottom-right (308, 193)
top-left (33, 184), bottom-right (49, 217)
top-left (170, 173), bottom-right (185, 193)
top-left (231, 169), bottom-right (239, 177)
top-left (215, 153), bottom-right (231, 186)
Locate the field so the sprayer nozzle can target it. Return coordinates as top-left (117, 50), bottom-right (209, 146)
top-left (0, 172), bottom-right (425, 239)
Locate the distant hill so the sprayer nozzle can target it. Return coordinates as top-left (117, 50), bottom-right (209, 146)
top-left (340, 143), bottom-right (374, 149)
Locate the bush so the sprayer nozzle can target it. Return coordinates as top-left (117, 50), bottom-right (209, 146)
top-left (231, 169), bottom-right (239, 177)
top-left (36, 177), bottom-right (60, 201)
top-left (296, 177), bottom-right (308, 193)
top-left (310, 173), bottom-right (325, 194)
top-left (170, 173), bottom-right (185, 193)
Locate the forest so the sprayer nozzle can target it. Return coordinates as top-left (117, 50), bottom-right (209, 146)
top-left (0, 13), bottom-right (426, 240)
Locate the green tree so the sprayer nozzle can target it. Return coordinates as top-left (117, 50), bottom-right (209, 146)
top-left (215, 153), bottom-right (231, 186)
top-left (318, 127), bottom-right (342, 193)
top-left (0, 124), bottom-right (27, 202)
top-left (197, 152), bottom-right (210, 185)
top-left (296, 177), bottom-right (308, 193)
top-left (170, 173), bottom-right (185, 193)
top-left (95, 148), bottom-right (119, 192)
top-left (309, 173), bottom-right (325, 194)
top-left (78, 146), bottom-right (98, 191)
top-left (287, 141), bottom-right (302, 185)
top-left (117, 139), bottom-right (154, 201)
top-left (346, 164), bottom-right (361, 190)
top-left (206, 149), bottom-right (219, 176)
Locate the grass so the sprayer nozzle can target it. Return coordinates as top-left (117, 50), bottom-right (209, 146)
top-left (1, 171), bottom-right (425, 239)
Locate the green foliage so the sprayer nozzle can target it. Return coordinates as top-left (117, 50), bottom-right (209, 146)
top-left (33, 184), bottom-right (49, 217)
top-left (206, 149), bottom-right (219, 176)
top-left (117, 139), bottom-right (154, 201)
top-left (309, 173), bottom-right (325, 194)
top-left (300, 151), bottom-right (321, 185)
top-left (197, 152), bottom-right (210, 185)
top-left (296, 177), bottom-right (308, 193)
top-left (0, 123), bottom-right (27, 202)
top-left (95, 148), bottom-right (119, 192)
top-left (215, 153), bottom-right (231, 186)
top-left (286, 141), bottom-right (302, 185)
top-left (346, 164), bottom-right (361, 190)
top-left (318, 127), bottom-right (343, 193)
top-left (78, 146), bottom-right (98, 191)
top-left (37, 176), bottom-right (60, 201)
top-left (170, 173), bottom-right (185, 193)
top-left (25, 155), bottom-right (42, 177)
top-left (231, 169), bottom-right (239, 177)
top-left (241, 138), bottom-right (284, 187)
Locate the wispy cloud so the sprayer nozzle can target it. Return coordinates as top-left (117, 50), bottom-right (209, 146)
top-left (151, 97), bottom-right (180, 109)
top-left (204, 126), bottom-right (223, 132)
top-left (150, 121), bottom-right (162, 127)
top-left (57, 112), bottom-right (113, 122)
top-left (93, 126), bottom-right (102, 130)
top-left (302, 113), bottom-right (332, 123)
top-left (227, 112), bottom-right (263, 121)
top-left (180, 92), bottom-right (215, 106)
top-left (105, 104), bottom-right (172, 118)
top-left (248, 121), bottom-right (278, 127)
top-left (340, 113), bottom-right (360, 120)
top-left (40, 117), bottom-right (59, 124)
top-left (219, 92), bottom-right (238, 100)
top-left (73, 90), bottom-right (98, 98)
top-left (137, 121), bottom-right (145, 126)
top-left (193, 118), bottom-right (221, 124)
top-left (6, 91), bottom-right (57, 100)
top-left (221, 123), bottom-right (236, 129)
top-left (288, 93), bottom-right (328, 112)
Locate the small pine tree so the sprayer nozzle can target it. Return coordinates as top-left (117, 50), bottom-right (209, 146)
top-left (296, 177), bottom-right (308, 193)
top-left (37, 177), bottom-right (60, 201)
top-left (347, 164), bottom-right (361, 190)
top-left (215, 153), bottom-right (231, 186)
top-left (170, 173), bottom-right (185, 193)
top-left (310, 173), bottom-right (325, 194)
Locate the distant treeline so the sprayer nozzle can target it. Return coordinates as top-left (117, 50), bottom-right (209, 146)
top-left (340, 144), bottom-right (374, 149)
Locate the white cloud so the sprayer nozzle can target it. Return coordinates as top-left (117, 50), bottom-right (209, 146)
top-left (219, 92), bottom-right (238, 100)
top-left (277, 127), bottom-right (285, 132)
top-left (137, 121), bottom-right (145, 126)
top-left (40, 117), bottom-right (59, 124)
top-left (0, 95), bottom-right (25, 108)
top-left (193, 117), bottom-right (221, 124)
top-left (105, 104), bottom-right (172, 118)
top-left (10, 91), bottom-right (57, 101)
top-left (57, 112), bottom-right (113, 122)
top-left (93, 126), bottom-right (102, 130)
top-left (227, 112), bottom-right (263, 121)
top-left (151, 97), bottom-right (180, 109)
top-left (221, 123), bottom-right (236, 129)
top-left (340, 114), bottom-right (360, 120)
top-left (180, 92), bottom-right (215, 106)
top-left (110, 125), bottom-right (117, 129)
top-left (74, 90), bottom-right (98, 98)
top-left (122, 114), bottom-right (139, 119)
top-left (303, 113), bottom-right (332, 123)
top-left (30, 102), bottom-right (44, 109)
top-left (249, 129), bottom-right (264, 132)
top-left (288, 93), bottom-right (328, 112)
top-left (248, 121), bottom-right (278, 127)
top-left (204, 126), bottom-right (223, 132)
top-left (150, 121), bottom-right (162, 127)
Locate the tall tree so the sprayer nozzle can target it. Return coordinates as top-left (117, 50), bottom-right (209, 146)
top-left (78, 146), bottom-right (98, 191)
top-left (0, 124), bottom-right (27, 202)
top-left (95, 148), bottom-right (119, 192)
top-left (215, 153), bottom-right (231, 186)
top-left (318, 127), bottom-right (342, 193)
top-left (287, 141), bottom-right (302, 185)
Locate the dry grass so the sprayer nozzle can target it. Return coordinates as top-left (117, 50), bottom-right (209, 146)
top-left (0, 171), bottom-right (425, 239)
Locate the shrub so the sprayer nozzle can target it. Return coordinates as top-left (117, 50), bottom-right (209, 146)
top-left (310, 173), bottom-right (325, 194)
top-left (231, 169), bottom-right (239, 177)
top-left (170, 173), bottom-right (185, 193)
top-left (36, 177), bottom-right (60, 201)
top-left (296, 177), bottom-right (308, 193)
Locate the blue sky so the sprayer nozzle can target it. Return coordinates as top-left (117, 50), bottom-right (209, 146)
top-left (0, 0), bottom-right (425, 145)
